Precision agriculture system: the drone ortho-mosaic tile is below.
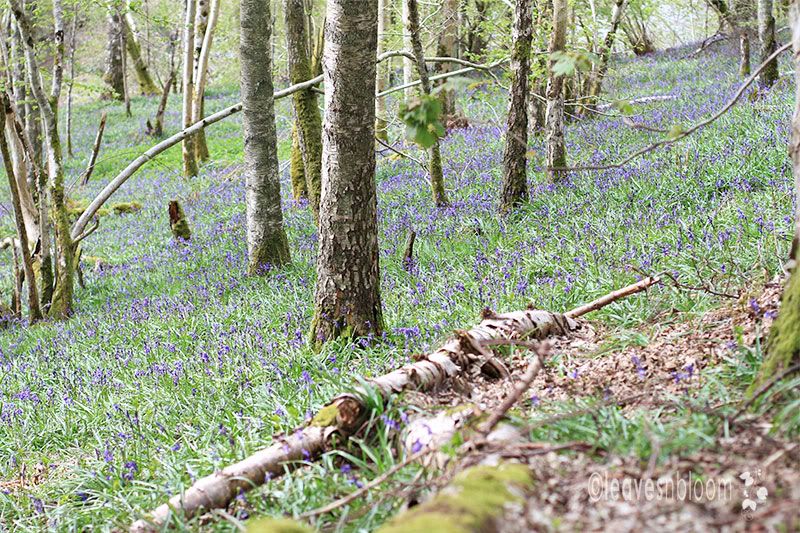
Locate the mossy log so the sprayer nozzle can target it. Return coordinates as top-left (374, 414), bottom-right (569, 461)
top-left (168, 200), bottom-right (191, 241)
top-left (130, 309), bottom-right (575, 531)
top-left (378, 462), bottom-right (534, 533)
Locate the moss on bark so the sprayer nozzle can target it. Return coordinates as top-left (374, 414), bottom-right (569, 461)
top-left (754, 269), bottom-right (800, 392)
top-left (290, 125), bottom-right (307, 200)
top-left (378, 463), bottom-right (533, 533)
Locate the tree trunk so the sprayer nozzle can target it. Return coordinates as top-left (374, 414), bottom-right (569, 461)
top-left (500, 0), bottom-right (532, 213)
top-left (103, 9), bottom-right (125, 100)
top-left (192, 0), bottom-right (213, 161)
top-left (740, 31), bottom-right (751, 76)
top-left (1, 93), bottom-right (41, 323)
top-left (11, 0), bottom-right (73, 319)
top-left (757, 0), bottom-right (800, 388)
top-left (241, 0), bottom-right (291, 274)
top-left (309, 0), bottom-right (383, 345)
top-left (545, 0), bottom-right (568, 181)
top-left (402, 0), bottom-right (414, 101)
top-left (467, 0), bottom-right (489, 58)
top-left (437, 0), bottom-right (460, 116)
top-left (758, 0), bottom-right (779, 87)
top-left (181, 0), bottom-right (199, 177)
top-left (375, 0), bottom-right (390, 141)
top-left (586, 0), bottom-right (626, 108)
top-left (406, 0), bottom-right (450, 207)
top-left (285, 0), bottom-right (323, 222)
top-left (123, 9), bottom-right (160, 95)
top-left (290, 124), bottom-right (308, 200)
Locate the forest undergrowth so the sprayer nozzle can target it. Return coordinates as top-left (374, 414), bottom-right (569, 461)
top-left (1, 40), bottom-right (799, 530)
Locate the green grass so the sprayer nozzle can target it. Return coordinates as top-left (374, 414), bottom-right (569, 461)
top-left (0, 42), bottom-right (798, 531)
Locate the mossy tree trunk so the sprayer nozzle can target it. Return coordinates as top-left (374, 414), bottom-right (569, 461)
top-left (241, 0), bottom-right (291, 274)
top-left (310, 0), bottom-right (383, 345)
top-left (123, 10), bottom-right (160, 95)
top-left (191, 0), bottom-right (215, 162)
top-left (757, 0), bottom-right (779, 87)
top-left (103, 9), bottom-right (125, 100)
top-left (406, 0), bottom-right (450, 207)
top-left (289, 125), bottom-right (308, 200)
top-left (545, 0), bottom-right (568, 181)
top-left (181, 0), bottom-right (199, 177)
top-left (285, 0), bottom-right (322, 223)
top-left (500, 0), bottom-right (532, 213)
top-left (757, 0), bottom-right (800, 388)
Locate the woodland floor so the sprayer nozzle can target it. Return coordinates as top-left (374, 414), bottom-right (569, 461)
top-left (1, 41), bottom-right (799, 531)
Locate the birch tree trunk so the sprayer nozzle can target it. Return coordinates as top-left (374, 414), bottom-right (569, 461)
top-left (757, 0), bottom-right (800, 388)
top-left (286, 0), bottom-right (323, 222)
top-left (241, 0), bottom-right (291, 274)
top-left (310, 0), bottom-right (383, 344)
top-left (758, 0), bottom-right (779, 87)
top-left (402, 0), bottom-right (414, 102)
top-left (103, 10), bottom-right (125, 100)
top-left (437, 0), bottom-right (459, 116)
top-left (545, 0), bottom-right (568, 182)
top-left (181, 0), bottom-right (199, 177)
top-left (11, 0), bottom-right (73, 318)
top-left (500, 0), bottom-right (532, 213)
top-left (406, 0), bottom-right (450, 207)
top-left (123, 9), bottom-right (160, 95)
top-left (192, 0), bottom-right (211, 161)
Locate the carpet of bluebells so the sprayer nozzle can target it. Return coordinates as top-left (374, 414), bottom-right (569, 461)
top-left (0, 41), bottom-right (795, 530)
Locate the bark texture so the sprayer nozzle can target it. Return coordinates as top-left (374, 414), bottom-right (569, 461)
top-left (241, 0), bottom-right (291, 274)
top-left (375, 0), bottom-right (389, 140)
top-left (406, 0), bottom-right (450, 207)
top-left (181, 0), bottom-right (199, 177)
top-left (402, 0), bottom-right (414, 101)
top-left (310, 0), bottom-right (383, 344)
top-left (545, 0), bottom-right (568, 181)
top-left (437, 0), bottom-right (460, 116)
top-left (758, 0), bottom-right (800, 388)
top-left (758, 0), bottom-right (779, 87)
top-left (500, 0), bottom-right (532, 213)
top-left (103, 10), bottom-right (125, 100)
top-left (286, 0), bottom-right (322, 222)
top-left (191, 0), bottom-right (214, 161)
top-left (740, 32), bottom-right (752, 76)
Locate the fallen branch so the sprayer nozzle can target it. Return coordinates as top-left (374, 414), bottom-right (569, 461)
top-left (565, 276), bottom-right (660, 318)
top-left (596, 94), bottom-right (678, 111)
top-left (80, 111), bottom-right (107, 186)
top-left (684, 33), bottom-right (728, 59)
top-left (478, 352), bottom-right (544, 436)
top-left (729, 363), bottom-right (800, 424)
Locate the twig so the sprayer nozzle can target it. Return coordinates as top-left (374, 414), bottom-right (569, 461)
top-left (80, 111), bottom-right (107, 186)
top-left (565, 277), bottom-right (661, 318)
top-left (552, 43), bottom-right (791, 172)
top-left (375, 136), bottom-right (429, 173)
top-left (729, 363), bottom-right (800, 424)
top-left (478, 352), bottom-right (545, 436)
top-left (298, 448), bottom-right (432, 519)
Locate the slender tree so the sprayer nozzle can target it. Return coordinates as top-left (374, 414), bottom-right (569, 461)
top-left (758, 0), bottom-right (779, 87)
top-left (545, 0), bottom-right (568, 181)
top-left (241, 0), bottom-right (291, 274)
top-left (401, 0), bottom-right (414, 101)
top-left (586, 0), bottom-right (627, 108)
top-left (310, 0), bottom-right (383, 344)
top-left (437, 0), bottom-right (459, 116)
top-left (191, 0), bottom-right (214, 161)
top-left (285, 0), bottom-right (323, 222)
top-left (103, 9), bottom-right (125, 100)
top-left (500, 0), bottom-right (532, 212)
top-left (375, 0), bottom-right (390, 140)
top-left (756, 0), bottom-right (800, 387)
top-left (10, 0), bottom-right (73, 318)
top-left (406, 0), bottom-right (450, 207)
top-left (182, 0), bottom-right (199, 176)
top-left (0, 94), bottom-right (41, 322)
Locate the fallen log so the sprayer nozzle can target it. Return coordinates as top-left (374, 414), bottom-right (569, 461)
top-left (132, 278), bottom-right (658, 531)
top-left (130, 309), bottom-right (576, 531)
